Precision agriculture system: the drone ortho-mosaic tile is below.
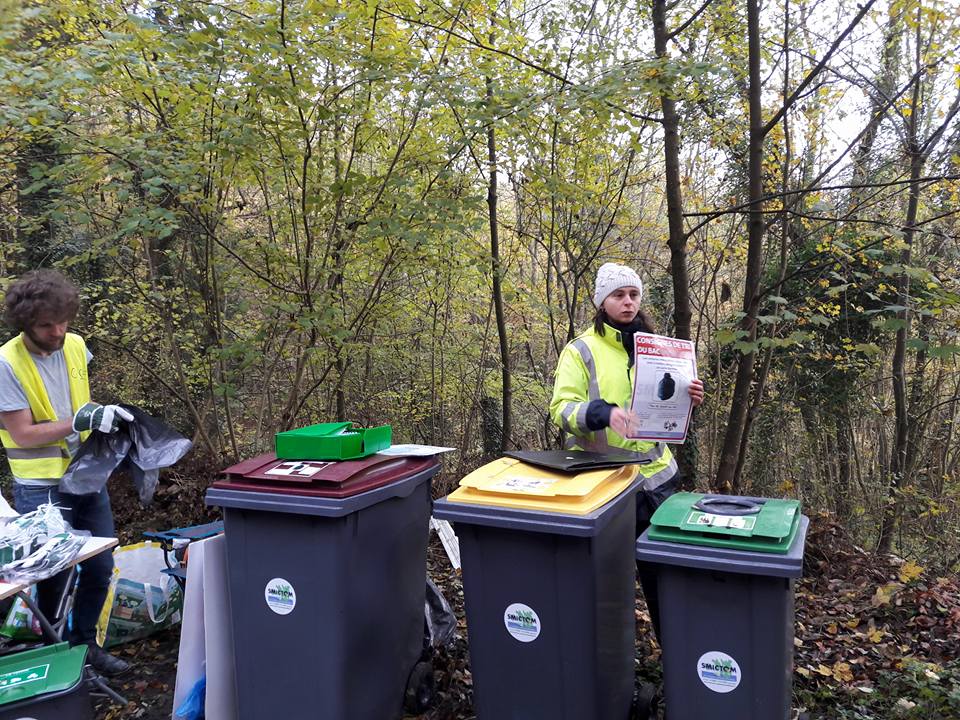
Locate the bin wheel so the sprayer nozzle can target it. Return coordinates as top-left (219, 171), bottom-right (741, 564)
top-left (404, 660), bottom-right (435, 714)
top-left (631, 682), bottom-right (659, 720)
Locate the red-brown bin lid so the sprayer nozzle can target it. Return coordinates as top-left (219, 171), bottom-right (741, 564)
top-left (212, 453), bottom-right (437, 498)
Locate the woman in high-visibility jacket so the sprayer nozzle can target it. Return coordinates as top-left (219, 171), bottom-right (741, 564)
top-left (549, 262), bottom-right (704, 634)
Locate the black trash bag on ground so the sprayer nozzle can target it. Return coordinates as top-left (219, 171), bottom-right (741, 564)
top-left (424, 576), bottom-right (457, 649)
top-left (59, 404), bottom-right (192, 504)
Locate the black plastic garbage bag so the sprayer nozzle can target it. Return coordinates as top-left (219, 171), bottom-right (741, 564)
top-left (59, 404), bottom-right (192, 504)
top-left (424, 576), bottom-right (457, 649)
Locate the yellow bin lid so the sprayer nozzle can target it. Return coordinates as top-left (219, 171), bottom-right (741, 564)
top-left (446, 458), bottom-right (638, 515)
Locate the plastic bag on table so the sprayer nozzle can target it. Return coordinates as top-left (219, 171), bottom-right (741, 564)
top-left (96, 541), bottom-right (183, 648)
top-left (60, 404), bottom-right (192, 504)
top-left (0, 502), bottom-right (87, 584)
top-left (0, 532), bottom-right (86, 583)
top-left (0, 501), bottom-right (71, 561)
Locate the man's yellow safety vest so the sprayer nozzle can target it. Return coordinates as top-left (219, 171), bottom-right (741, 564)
top-left (550, 323), bottom-right (677, 490)
top-left (0, 333), bottom-right (91, 479)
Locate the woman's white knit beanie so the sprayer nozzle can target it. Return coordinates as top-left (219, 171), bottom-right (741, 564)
top-left (593, 263), bottom-right (643, 308)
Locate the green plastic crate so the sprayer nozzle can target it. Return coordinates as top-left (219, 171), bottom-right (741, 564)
top-left (275, 422), bottom-right (392, 460)
top-left (0, 642), bottom-right (86, 706)
top-left (646, 492), bottom-right (801, 554)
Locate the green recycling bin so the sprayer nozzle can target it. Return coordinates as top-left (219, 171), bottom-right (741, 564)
top-left (635, 493), bottom-right (808, 720)
top-left (0, 642), bottom-right (91, 720)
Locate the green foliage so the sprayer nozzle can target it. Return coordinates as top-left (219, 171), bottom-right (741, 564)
top-left (0, 0), bottom-right (958, 575)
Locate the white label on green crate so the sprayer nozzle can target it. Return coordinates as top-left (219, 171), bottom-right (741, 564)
top-left (504, 603), bottom-right (541, 642)
top-left (0, 663), bottom-right (49, 688)
top-left (264, 578), bottom-right (296, 615)
top-left (697, 651), bottom-right (741, 693)
top-left (687, 511), bottom-right (756, 531)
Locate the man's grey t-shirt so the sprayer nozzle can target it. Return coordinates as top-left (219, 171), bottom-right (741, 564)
top-left (0, 345), bottom-right (93, 486)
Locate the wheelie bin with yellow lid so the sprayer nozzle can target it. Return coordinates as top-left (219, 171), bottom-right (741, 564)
top-left (432, 456), bottom-right (642, 720)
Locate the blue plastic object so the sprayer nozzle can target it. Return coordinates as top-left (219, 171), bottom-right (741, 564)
top-left (174, 675), bottom-right (206, 720)
top-left (143, 521), bottom-right (224, 544)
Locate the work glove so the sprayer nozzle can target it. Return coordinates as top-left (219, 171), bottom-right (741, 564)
top-left (72, 402), bottom-right (134, 434)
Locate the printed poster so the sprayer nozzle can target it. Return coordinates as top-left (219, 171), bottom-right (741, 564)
top-left (628, 333), bottom-right (698, 443)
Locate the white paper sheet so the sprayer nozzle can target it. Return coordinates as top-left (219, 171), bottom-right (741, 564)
top-left (171, 533), bottom-right (237, 720)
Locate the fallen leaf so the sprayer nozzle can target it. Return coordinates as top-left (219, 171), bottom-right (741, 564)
top-left (872, 582), bottom-right (902, 606)
top-left (832, 661), bottom-right (854, 682)
top-left (899, 561), bottom-right (924, 583)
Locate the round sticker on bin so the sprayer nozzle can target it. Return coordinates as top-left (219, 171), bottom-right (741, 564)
top-left (697, 651), bottom-right (741, 693)
top-left (264, 578), bottom-right (296, 615)
top-left (504, 603), bottom-right (541, 642)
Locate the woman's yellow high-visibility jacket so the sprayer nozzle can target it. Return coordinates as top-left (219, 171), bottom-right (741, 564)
top-left (550, 323), bottom-right (677, 490)
top-left (0, 333), bottom-right (90, 479)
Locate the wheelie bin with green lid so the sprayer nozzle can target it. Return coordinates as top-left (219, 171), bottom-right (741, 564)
top-left (205, 452), bottom-right (440, 720)
top-left (635, 492), bottom-right (809, 720)
top-left (0, 642), bottom-right (91, 720)
top-left (432, 456), bottom-right (642, 720)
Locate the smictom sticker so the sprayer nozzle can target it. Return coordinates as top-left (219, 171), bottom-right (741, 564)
top-left (503, 603), bottom-right (541, 642)
top-left (264, 577), bottom-right (296, 615)
top-left (697, 651), bottom-right (741, 693)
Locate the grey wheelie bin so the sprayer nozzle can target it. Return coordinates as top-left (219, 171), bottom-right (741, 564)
top-left (205, 453), bottom-right (440, 720)
top-left (635, 492), bottom-right (809, 720)
top-left (432, 457), bottom-right (642, 720)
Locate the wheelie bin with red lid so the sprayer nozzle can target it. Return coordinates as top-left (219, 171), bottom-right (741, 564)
top-left (205, 452), bottom-right (439, 720)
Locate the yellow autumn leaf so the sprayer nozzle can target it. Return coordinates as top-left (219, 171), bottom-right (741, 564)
top-left (868, 629), bottom-right (884, 643)
top-left (816, 664), bottom-right (833, 676)
top-left (833, 662), bottom-right (854, 682)
top-left (899, 561), bottom-right (923, 583)
top-left (796, 666), bottom-right (811, 678)
top-left (826, 623), bottom-right (838, 635)
top-left (872, 582), bottom-right (902, 606)
top-left (845, 619), bottom-right (860, 630)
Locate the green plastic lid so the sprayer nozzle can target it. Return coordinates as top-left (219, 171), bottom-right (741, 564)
top-left (647, 492), bottom-right (801, 554)
top-left (0, 642), bottom-right (86, 705)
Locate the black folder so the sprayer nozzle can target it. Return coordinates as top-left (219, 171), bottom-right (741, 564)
top-left (504, 449), bottom-right (649, 473)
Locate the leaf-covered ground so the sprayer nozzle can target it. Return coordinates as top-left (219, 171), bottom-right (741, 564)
top-left (94, 480), bottom-right (959, 720)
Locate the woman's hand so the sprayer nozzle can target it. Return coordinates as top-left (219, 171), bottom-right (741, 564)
top-left (609, 407), bottom-right (640, 438)
top-left (688, 378), bottom-right (705, 407)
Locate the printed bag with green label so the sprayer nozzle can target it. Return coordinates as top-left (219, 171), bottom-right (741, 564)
top-left (96, 541), bottom-right (183, 648)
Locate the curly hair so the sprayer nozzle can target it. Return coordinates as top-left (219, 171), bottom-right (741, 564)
top-left (4, 269), bottom-right (80, 331)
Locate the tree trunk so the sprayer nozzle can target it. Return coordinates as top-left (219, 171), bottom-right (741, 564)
top-left (877, 23), bottom-right (923, 551)
top-left (16, 135), bottom-right (58, 270)
top-left (480, 396), bottom-right (503, 459)
top-left (835, 407), bottom-right (852, 520)
top-left (878, 146), bottom-right (921, 553)
top-left (652, 0), bottom-right (698, 485)
top-left (876, 13), bottom-right (960, 551)
top-left (486, 48), bottom-right (512, 453)
top-left (715, 0), bottom-right (765, 493)
top-left (652, 0), bottom-right (691, 342)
